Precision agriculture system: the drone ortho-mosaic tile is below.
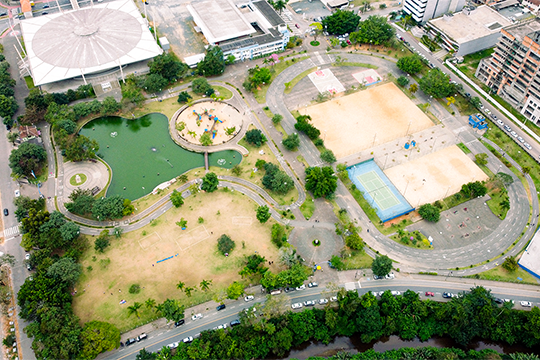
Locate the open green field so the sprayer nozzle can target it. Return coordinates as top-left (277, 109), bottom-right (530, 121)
top-left (469, 264), bottom-right (539, 285)
top-left (73, 189), bottom-right (282, 332)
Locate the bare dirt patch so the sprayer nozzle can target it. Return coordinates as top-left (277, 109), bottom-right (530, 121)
top-left (299, 82), bottom-right (433, 159)
top-left (73, 189), bottom-right (281, 331)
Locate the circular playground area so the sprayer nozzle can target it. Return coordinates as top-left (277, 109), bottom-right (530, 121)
top-left (176, 101), bottom-right (244, 146)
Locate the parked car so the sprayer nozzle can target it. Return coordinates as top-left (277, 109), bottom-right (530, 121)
top-left (425, 291), bottom-right (435, 297)
top-left (14, 190), bottom-right (20, 197)
top-left (504, 125), bottom-right (511, 132)
top-left (484, 109), bottom-right (491, 115)
top-left (216, 304), bottom-right (226, 311)
top-left (496, 119), bottom-right (503, 126)
top-left (525, 143), bottom-right (532, 150)
top-left (295, 23), bottom-right (300, 28)
top-left (167, 342), bottom-right (179, 349)
top-left (230, 319), bottom-right (241, 327)
top-left (125, 338), bottom-right (137, 346)
top-left (3, 209), bottom-right (8, 216)
top-left (182, 336), bottom-right (193, 343)
top-left (503, 299), bottom-right (514, 305)
top-left (385, 273), bottom-right (395, 279)
top-left (25, 253), bottom-right (31, 260)
top-left (296, 284), bottom-right (306, 290)
top-left (291, 303), bottom-right (303, 309)
top-left (390, 291), bottom-right (401, 296)
top-left (217, 323), bottom-right (227, 330)
top-left (494, 298), bottom-right (503, 304)
top-left (518, 136), bottom-right (525, 143)
top-left (136, 333), bottom-right (147, 342)
top-left (511, 131), bottom-right (518, 137)
top-left (303, 300), bottom-right (316, 307)
top-left (175, 319), bottom-right (185, 327)
top-left (520, 301), bottom-right (532, 307)
top-left (330, 296), bottom-right (338, 302)
top-left (373, 275), bottom-right (383, 280)
top-left (319, 298), bottom-right (328, 305)
top-left (244, 295), bottom-right (254, 302)
top-left (308, 282), bottom-right (318, 288)
top-left (284, 287), bottom-right (296, 293)
top-left (191, 313), bottom-right (203, 321)
top-left (378, 291), bottom-right (385, 296)
top-left (442, 292), bottom-right (453, 298)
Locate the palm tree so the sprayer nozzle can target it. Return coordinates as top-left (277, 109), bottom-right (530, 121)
top-left (500, 198), bottom-right (510, 212)
top-left (409, 83), bottom-right (418, 93)
top-left (176, 281), bottom-right (185, 292)
top-left (184, 286), bottom-right (196, 297)
top-left (145, 298), bottom-right (156, 310)
top-left (273, 0), bottom-right (286, 14)
top-left (188, 130), bottom-right (197, 139)
top-left (127, 302), bottom-right (143, 318)
top-left (155, 303), bottom-right (164, 314)
top-left (200, 279), bottom-right (212, 292)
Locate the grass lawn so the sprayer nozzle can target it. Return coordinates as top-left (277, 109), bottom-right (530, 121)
top-left (252, 56), bottom-right (310, 104)
top-left (69, 173), bottom-right (87, 186)
top-left (342, 250), bottom-right (373, 270)
top-left (73, 189), bottom-right (282, 332)
top-left (213, 85), bottom-right (233, 100)
top-left (389, 229), bottom-right (432, 250)
top-left (453, 95), bottom-right (477, 116)
top-left (486, 186), bottom-right (509, 220)
top-left (24, 76), bottom-right (35, 89)
top-left (284, 67), bottom-right (317, 94)
top-left (211, 125), bottom-right (299, 206)
top-left (457, 142), bottom-right (471, 154)
top-left (468, 263), bottom-right (539, 285)
top-left (299, 193), bottom-right (315, 220)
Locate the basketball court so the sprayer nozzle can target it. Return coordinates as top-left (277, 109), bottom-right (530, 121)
top-left (308, 68), bottom-right (346, 94)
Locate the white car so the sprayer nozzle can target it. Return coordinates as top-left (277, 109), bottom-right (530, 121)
top-left (295, 284), bottom-right (306, 290)
top-left (511, 131), bottom-right (518, 138)
top-left (319, 298), bottom-right (328, 305)
top-left (182, 336), bottom-right (193, 343)
top-left (496, 119), bottom-right (504, 126)
top-left (378, 291), bottom-right (385, 297)
top-left (217, 323), bottom-right (227, 330)
top-left (518, 136), bottom-right (525, 143)
top-left (385, 273), bottom-right (395, 279)
top-left (191, 313), bottom-right (203, 321)
top-left (291, 302), bottom-right (303, 309)
top-left (520, 301), bottom-right (532, 307)
top-left (14, 190), bottom-right (20, 197)
top-left (524, 143), bottom-right (532, 150)
top-left (504, 299), bottom-right (514, 305)
top-left (303, 300), bottom-right (316, 307)
top-left (391, 291), bottom-right (401, 296)
top-left (25, 253), bottom-right (30, 260)
top-left (484, 109), bottom-right (491, 115)
top-left (244, 295), bottom-right (254, 302)
top-left (167, 342), bottom-right (179, 349)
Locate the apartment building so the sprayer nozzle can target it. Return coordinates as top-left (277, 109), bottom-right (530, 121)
top-left (475, 18), bottom-right (540, 123)
top-left (403, 0), bottom-right (466, 23)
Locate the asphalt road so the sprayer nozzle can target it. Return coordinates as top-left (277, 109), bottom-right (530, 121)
top-left (99, 278), bottom-right (540, 360)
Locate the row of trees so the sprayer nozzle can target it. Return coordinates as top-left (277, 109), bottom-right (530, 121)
top-left (146, 286), bottom-right (540, 359)
top-left (0, 46), bottom-right (18, 126)
top-left (65, 189), bottom-right (134, 220)
top-left (14, 197), bottom-right (121, 359)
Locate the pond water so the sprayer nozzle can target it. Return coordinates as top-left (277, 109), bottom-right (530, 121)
top-left (80, 114), bottom-right (241, 200)
top-left (285, 335), bottom-right (540, 360)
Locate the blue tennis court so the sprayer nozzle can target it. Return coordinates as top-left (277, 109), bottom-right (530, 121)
top-left (348, 160), bottom-right (414, 222)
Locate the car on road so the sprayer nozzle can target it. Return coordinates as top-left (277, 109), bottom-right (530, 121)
top-left (284, 287), bottom-right (295, 293)
top-left (217, 323), bottom-right (227, 330)
top-left (494, 298), bottom-right (503, 304)
top-left (525, 143), bottom-right (532, 150)
top-left (442, 292), bottom-right (453, 298)
top-left (191, 313), bottom-right (203, 321)
top-left (0, 12), bottom-right (7, 16)
top-left (230, 319), bottom-right (241, 327)
top-left (319, 298), bottom-right (328, 305)
top-left (296, 284), bottom-right (306, 290)
top-left (385, 273), bottom-right (395, 279)
top-left (3, 209), bottom-right (8, 216)
top-left (330, 296), bottom-right (338, 302)
top-left (520, 301), bottom-right (532, 307)
top-left (291, 302), bottom-right (303, 309)
top-left (391, 291), bottom-right (401, 296)
top-left (167, 342), bottom-right (179, 349)
top-left (480, 103), bottom-right (484, 109)
top-left (182, 336), bottom-right (193, 343)
top-left (174, 319), bottom-right (185, 327)
top-left (496, 119), bottom-right (504, 126)
top-left (373, 275), bottom-right (383, 280)
top-left (125, 338), bottom-right (137, 346)
top-left (378, 291), bottom-right (385, 296)
top-left (303, 300), bottom-right (316, 306)
top-left (425, 291), bottom-right (434, 297)
top-left (308, 282), bottom-right (318, 288)
top-left (42, 11), bottom-right (48, 14)
top-left (43, 4), bottom-right (49, 8)
top-left (429, 63), bottom-right (435, 69)
top-left (25, 253), bottom-right (30, 260)
top-left (511, 131), bottom-right (518, 138)
top-left (518, 136), bottom-right (525, 143)
top-left (504, 125), bottom-right (511, 132)
top-left (136, 333), bottom-right (147, 342)
top-left (491, 114), bottom-right (498, 120)
top-left (14, 190), bottom-right (20, 197)
top-left (244, 295), bottom-right (254, 302)
top-left (216, 304), bottom-right (226, 311)
top-left (465, 93), bottom-right (471, 97)
top-left (295, 23), bottom-right (300, 28)
top-left (451, 293), bottom-right (459, 298)
top-left (484, 109), bottom-right (491, 115)
top-left (504, 299), bottom-right (514, 305)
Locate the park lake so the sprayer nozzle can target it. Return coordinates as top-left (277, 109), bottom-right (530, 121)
top-left (80, 113), bottom-right (241, 200)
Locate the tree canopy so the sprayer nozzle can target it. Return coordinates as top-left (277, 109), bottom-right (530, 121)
top-left (256, 205), bottom-right (271, 223)
top-left (350, 16), bottom-right (394, 45)
top-left (197, 46), bottom-right (226, 76)
top-left (419, 68), bottom-right (455, 98)
top-left (244, 66), bottom-right (272, 92)
top-left (148, 52), bottom-right (188, 81)
top-left (305, 166), bottom-right (338, 198)
top-left (79, 321), bottom-right (120, 360)
top-left (371, 255), bottom-right (393, 276)
top-left (245, 129), bottom-right (267, 147)
top-left (262, 162), bottom-right (294, 194)
top-left (9, 142), bottom-right (47, 177)
top-left (397, 55), bottom-right (424, 75)
top-left (418, 203), bottom-right (441, 222)
top-left (201, 172), bottom-right (219, 192)
top-left (322, 10), bottom-right (361, 35)
top-left (191, 77), bottom-right (213, 95)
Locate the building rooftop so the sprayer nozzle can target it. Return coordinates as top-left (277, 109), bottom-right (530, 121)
top-left (187, 0), bottom-right (256, 44)
top-left (429, 5), bottom-right (511, 44)
top-left (20, 0), bottom-right (162, 86)
top-left (518, 228), bottom-right (540, 279)
top-left (251, 0), bottom-right (283, 27)
top-left (504, 17), bottom-right (540, 42)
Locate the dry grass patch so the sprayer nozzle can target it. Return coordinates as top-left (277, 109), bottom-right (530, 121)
top-left (73, 189), bottom-right (282, 332)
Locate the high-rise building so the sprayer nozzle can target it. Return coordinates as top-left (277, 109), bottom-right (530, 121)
top-left (403, 0), bottom-right (467, 23)
top-left (475, 18), bottom-right (540, 123)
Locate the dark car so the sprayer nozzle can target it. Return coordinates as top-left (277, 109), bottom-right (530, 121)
top-left (43, 4), bottom-right (49, 8)
top-left (175, 319), bottom-right (185, 327)
top-left (125, 338), bottom-right (137, 346)
top-left (494, 298), bottom-right (504, 304)
top-left (42, 12), bottom-right (48, 15)
top-left (442, 292), bottom-right (453, 298)
top-left (217, 304), bottom-right (226, 311)
top-left (230, 319), bottom-right (241, 327)
top-left (284, 287), bottom-right (296, 293)
top-left (0, 12), bottom-right (7, 16)
top-left (3, 209), bottom-right (8, 216)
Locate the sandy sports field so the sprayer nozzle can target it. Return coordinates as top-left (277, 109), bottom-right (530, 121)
top-left (73, 190), bottom-right (281, 331)
top-left (299, 82), bottom-right (433, 159)
top-left (384, 145), bottom-right (488, 207)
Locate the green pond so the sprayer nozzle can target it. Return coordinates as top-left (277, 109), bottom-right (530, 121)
top-left (80, 113), bottom-right (241, 200)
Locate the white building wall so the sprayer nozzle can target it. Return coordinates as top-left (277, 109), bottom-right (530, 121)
top-left (455, 32), bottom-right (503, 56)
top-left (404, 0), bottom-right (466, 23)
top-left (521, 96), bottom-right (540, 124)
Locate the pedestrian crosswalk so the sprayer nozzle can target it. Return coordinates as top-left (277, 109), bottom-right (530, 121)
top-left (344, 281), bottom-right (362, 291)
top-left (3, 226), bottom-right (20, 238)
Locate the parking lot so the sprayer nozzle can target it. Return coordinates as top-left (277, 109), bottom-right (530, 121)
top-left (290, 0), bottom-right (332, 21)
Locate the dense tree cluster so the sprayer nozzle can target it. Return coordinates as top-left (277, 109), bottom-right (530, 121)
top-left (419, 68), bottom-right (455, 98)
top-left (0, 49), bottom-right (17, 125)
top-left (64, 190), bottom-right (132, 220)
top-left (322, 10), bottom-right (361, 35)
top-left (191, 77), bottom-right (214, 96)
top-left (201, 172), bottom-right (219, 192)
top-left (295, 115), bottom-right (320, 140)
top-left (305, 166), bottom-right (338, 198)
top-left (261, 162), bottom-right (294, 194)
top-left (396, 54), bottom-right (424, 75)
top-left (282, 133), bottom-right (300, 151)
top-left (8, 142), bottom-right (47, 178)
top-left (349, 16), bottom-right (394, 45)
top-left (197, 46), bottom-right (226, 76)
top-left (418, 203), bottom-right (440, 222)
top-left (245, 129), bottom-right (267, 147)
top-left (161, 287), bottom-right (540, 359)
top-left (243, 66), bottom-right (272, 92)
top-left (148, 52), bottom-right (188, 82)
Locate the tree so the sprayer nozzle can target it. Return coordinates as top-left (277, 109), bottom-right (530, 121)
top-left (191, 77), bottom-right (212, 95)
top-left (127, 302), bottom-right (143, 318)
top-left (9, 142), bottom-right (47, 177)
top-left (170, 189), bottom-right (184, 207)
top-left (523, 166), bottom-right (531, 175)
top-left (245, 129), bottom-right (267, 147)
top-left (305, 166), bottom-right (338, 198)
top-left (295, 115), bottom-right (320, 140)
top-left (227, 281), bottom-right (244, 299)
top-left (123, 198), bottom-right (134, 216)
top-left (418, 203), bottom-right (440, 222)
top-left (176, 281), bottom-right (185, 292)
top-left (345, 232), bottom-right (364, 250)
top-left (217, 234), bottom-right (235, 255)
top-left (56, 119), bottom-right (77, 134)
top-left (177, 91), bottom-right (192, 104)
top-left (64, 135), bottom-right (99, 162)
top-left (95, 230), bottom-right (110, 253)
top-left (176, 218), bottom-right (187, 228)
top-left (136, 348), bottom-right (157, 360)
top-left (184, 286), bottom-right (196, 297)
top-left (282, 133), bottom-right (300, 151)
top-left (496, 172), bottom-right (513, 186)
top-left (397, 76), bottom-right (409, 87)
top-left (397, 55), bottom-right (424, 75)
top-left (200, 132), bottom-right (213, 146)
top-left (0, 94), bottom-right (18, 119)
top-left (148, 52), bottom-right (188, 81)
top-left (409, 83), bottom-right (418, 93)
top-left (65, 189), bottom-right (95, 216)
top-left (244, 66), bottom-right (272, 91)
top-left (101, 96), bottom-right (121, 115)
top-left (320, 149), bottom-right (336, 163)
top-left (143, 73), bottom-right (168, 93)
top-left (322, 10), bottom-right (361, 35)
top-left (475, 153), bottom-right (488, 166)
top-left (419, 69), bottom-right (454, 98)
top-left (256, 205), bottom-right (271, 223)
top-left (461, 181), bottom-right (487, 198)
top-left (0, 253), bottom-right (16, 267)
top-left (160, 298), bottom-right (185, 322)
top-left (92, 195), bottom-right (125, 220)
top-left (272, 0), bottom-right (287, 13)
top-left (197, 46), bottom-right (225, 76)
top-left (310, 22), bottom-right (324, 41)
top-left (272, 114), bottom-right (283, 124)
top-left (145, 298), bottom-right (156, 310)
top-left (60, 222), bottom-right (80, 245)
top-left (200, 279), bottom-right (212, 291)
top-left (502, 256), bottom-right (519, 272)
top-left (46, 257), bottom-right (82, 286)
top-left (350, 16), bottom-right (394, 45)
top-left (470, 96), bottom-right (482, 109)
top-left (262, 162), bottom-right (294, 194)
top-left (201, 172), bottom-right (219, 192)
top-left (372, 255), bottom-right (393, 277)
top-left (80, 321), bottom-right (120, 360)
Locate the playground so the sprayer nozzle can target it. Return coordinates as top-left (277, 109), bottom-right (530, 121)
top-left (175, 101), bottom-right (244, 146)
top-left (299, 82), bottom-right (434, 159)
top-left (73, 190), bottom-right (281, 331)
top-left (384, 145), bottom-right (489, 207)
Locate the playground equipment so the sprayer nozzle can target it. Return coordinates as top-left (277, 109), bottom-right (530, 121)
top-left (404, 140), bottom-right (416, 150)
top-left (468, 114), bottom-right (487, 130)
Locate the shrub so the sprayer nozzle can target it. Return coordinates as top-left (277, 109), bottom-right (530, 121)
top-left (320, 149), bottom-right (336, 163)
top-left (418, 203), bottom-right (440, 222)
top-left (129, 284), bottom-right (141, 294)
